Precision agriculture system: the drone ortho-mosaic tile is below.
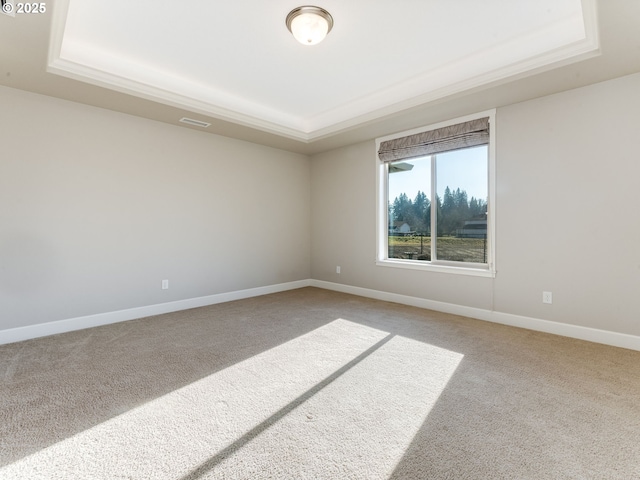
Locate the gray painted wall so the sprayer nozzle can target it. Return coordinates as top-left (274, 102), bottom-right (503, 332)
top-left (2, 72), bottom-right (639, 339)
top-left (311, 73), bottom-right (640, 337)
top-left (0, 86), bottom-right (311, 330)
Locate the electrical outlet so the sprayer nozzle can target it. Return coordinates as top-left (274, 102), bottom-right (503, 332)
top-left (162, 279), bottom-right (169, 290)
top-left (336, 266), bottom-right (341, 274)
top-left (542, 291), bottom-right (552, 304)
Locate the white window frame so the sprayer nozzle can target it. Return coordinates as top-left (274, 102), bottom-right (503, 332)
top-left (375, 110), bottom-right (496, 278)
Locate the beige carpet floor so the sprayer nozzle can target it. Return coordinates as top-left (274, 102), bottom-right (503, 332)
top-left (1, 287), bottom-right (639, 479)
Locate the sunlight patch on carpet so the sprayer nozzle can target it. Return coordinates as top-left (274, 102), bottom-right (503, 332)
top-left (1, 318), bottom-right (463, 479)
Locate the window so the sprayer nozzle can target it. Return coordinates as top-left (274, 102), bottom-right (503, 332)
top-left (376, 111), bottom-right (495, 277)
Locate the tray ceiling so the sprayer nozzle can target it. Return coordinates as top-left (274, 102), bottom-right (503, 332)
top-left (48, 0), bottom-right (599, 142)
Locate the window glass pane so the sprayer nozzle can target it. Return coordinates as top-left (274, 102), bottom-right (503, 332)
top-left (387, 157), bottom-right (431, 261)
top-left (435, 145), bottom-right (488, 263)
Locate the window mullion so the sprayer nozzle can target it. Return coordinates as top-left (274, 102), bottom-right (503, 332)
top-left (379, 162), bottom-right (389, 261)
top-left (430, 155), bottom-right (437, 262)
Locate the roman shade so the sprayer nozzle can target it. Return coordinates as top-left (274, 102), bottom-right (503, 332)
top-left (378, 117), bottom-right (490, 163)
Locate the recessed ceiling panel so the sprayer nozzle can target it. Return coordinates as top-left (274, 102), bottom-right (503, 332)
top-left (48, 0), bottom-right (598, 141)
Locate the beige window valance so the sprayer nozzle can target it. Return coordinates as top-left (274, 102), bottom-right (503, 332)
top-left (378, 117), bottom-right (489, 163)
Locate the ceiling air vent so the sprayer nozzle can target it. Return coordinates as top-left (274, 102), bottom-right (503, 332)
top-left (179, 117), bottom-right (211, 128)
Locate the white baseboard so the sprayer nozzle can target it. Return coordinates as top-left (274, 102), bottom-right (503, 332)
top-left (4, 279), bottom-right (639, 352)
top-left (0, 280), bottom-right (311, 345)
top-left (310, 280), bottom-right (640, 352)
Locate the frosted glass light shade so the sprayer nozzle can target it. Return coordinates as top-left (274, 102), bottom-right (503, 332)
top-left (286, 6), bottom-right (334, 46)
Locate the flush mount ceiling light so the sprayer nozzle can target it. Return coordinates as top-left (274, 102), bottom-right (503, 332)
top-left (286, 6), bottom-right (334, 46)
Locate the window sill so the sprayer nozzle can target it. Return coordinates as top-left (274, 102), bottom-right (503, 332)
top-left (376, 259), bottom-right (495, 278)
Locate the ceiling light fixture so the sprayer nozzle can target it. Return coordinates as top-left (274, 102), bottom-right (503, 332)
top-left (286, 6), bottom-right (333, 46)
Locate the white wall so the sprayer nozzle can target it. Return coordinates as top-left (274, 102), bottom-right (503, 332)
top-left (0, 86), bottom-right (311, 331)
top-left (311, 72), bottom-right (640, 338)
